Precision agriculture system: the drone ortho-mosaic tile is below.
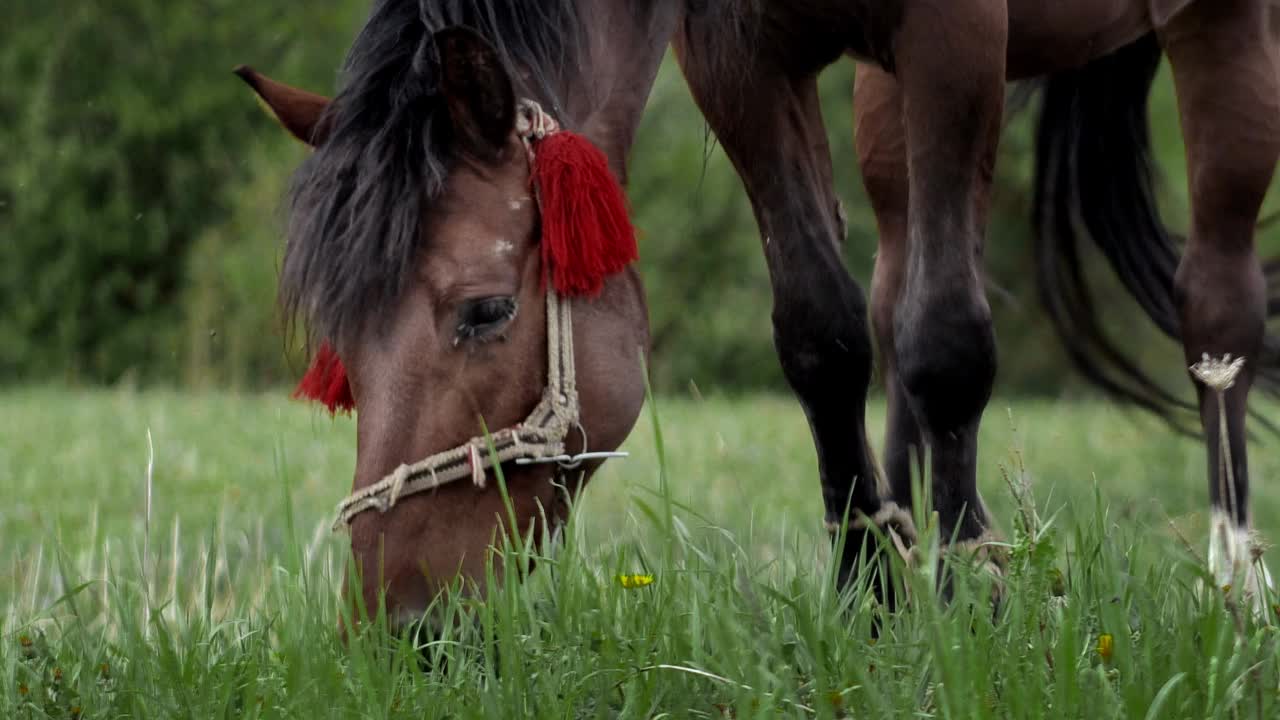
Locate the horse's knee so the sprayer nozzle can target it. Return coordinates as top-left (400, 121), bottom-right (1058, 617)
top-left (772, 273), bottom-right (873, 398)
top-left (1174, 250), bottom-right (1266, 362)
top-left (894, 292), bottom-right (996, 433)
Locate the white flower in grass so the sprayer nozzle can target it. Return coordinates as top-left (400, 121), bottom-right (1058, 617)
top-left (1189, 353), bottom-right (1246, 392)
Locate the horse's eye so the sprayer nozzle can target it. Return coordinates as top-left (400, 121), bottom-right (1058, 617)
top-left (456, 296), bottom-right (517, 342)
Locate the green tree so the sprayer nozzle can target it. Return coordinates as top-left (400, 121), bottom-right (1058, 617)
top-left (0, 1), bottom-right (360, 383)
top-left (4, 3), bottom-right (1279, 399)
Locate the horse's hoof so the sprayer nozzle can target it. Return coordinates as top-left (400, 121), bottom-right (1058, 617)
top-left (938, 532), bottom-right (1008, 611)
top-left (827, 502), bottom-right (918, 613)
top-left (1208, 510), bottom-right (1274, 614)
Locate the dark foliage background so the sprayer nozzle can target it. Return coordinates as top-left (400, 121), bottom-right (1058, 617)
top-left (3, 1), bottom-right (1278, 402)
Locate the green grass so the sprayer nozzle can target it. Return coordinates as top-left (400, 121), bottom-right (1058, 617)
top-left (2, 387), bottom-right (1279, 718)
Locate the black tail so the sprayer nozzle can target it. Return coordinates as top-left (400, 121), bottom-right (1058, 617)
top-left (1031, 32), bottom-right (1280, 434)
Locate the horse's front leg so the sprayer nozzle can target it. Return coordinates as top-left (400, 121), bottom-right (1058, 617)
top-left (892, 0), bottom-right (1008, 568)
top-left (673, 13), bottom-right (912, 604)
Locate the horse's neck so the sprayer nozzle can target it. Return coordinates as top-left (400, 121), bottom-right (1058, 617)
top-left (525, 0), bottom-right (682, 183)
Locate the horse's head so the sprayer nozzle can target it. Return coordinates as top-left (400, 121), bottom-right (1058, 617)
top-left (237, 27), bottom-right (648, 626)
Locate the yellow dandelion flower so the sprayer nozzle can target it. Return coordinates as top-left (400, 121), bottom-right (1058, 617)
top-left (1096, 633), bottom-right (1114, 663)
top-left (18, 635), bottom-right (32, 648)
top-left (53, 667), bottom-right (62, 682)
top-left (617, 573), bottom-right (654, 589)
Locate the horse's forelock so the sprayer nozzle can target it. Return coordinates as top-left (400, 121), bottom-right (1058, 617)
top-left (280, 0), bottom-right (585, 350)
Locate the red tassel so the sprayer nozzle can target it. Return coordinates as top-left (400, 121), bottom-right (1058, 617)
top-left (531, 131), bottom-right (637, 297)
top-left (293, 342), bottom-right (355, 415)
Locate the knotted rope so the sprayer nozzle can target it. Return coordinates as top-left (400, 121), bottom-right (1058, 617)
top-left (333, 288), bottom-right (579, 529)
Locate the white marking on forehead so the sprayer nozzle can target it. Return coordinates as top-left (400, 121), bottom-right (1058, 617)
top-left (508, 196), bottom-right (531, 211)
top-left (494, 238), bottom-right (515, 255)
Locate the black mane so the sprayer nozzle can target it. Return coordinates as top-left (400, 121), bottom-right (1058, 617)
top-left (283, 0), bottom-right (585, 348)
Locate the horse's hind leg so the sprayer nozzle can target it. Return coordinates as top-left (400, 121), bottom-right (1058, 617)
top-left (892, 0), bottom-right (1008, 560)
top-left (673, 15), bottom-right (911, 598)
top-left (1161, 0), bottom-right (1278, 603)
top-left (853, 63), bottom-right (923, 510)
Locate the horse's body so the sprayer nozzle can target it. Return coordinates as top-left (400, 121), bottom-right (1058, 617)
top-left (235, 0), bottom-right (1279, 626)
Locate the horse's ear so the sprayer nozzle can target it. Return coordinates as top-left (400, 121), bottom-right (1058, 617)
top-left (234, 65), bottom-right (332, 147)
top-left (435, 27), bottom-right (516, 160)
top-left (1149, 0), bottom-right (1196, 27)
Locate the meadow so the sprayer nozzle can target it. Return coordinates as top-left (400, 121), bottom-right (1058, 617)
top-left (2, 387), bottom-right (1279, 718)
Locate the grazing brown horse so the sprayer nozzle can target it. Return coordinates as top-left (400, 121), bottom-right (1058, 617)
top-left (238, 0), bottom-right (1269, 620)
top-left (847, 0), bottom-right (1280, 603)
top-left (236, 0), bottom-right (1014, 622)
